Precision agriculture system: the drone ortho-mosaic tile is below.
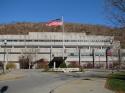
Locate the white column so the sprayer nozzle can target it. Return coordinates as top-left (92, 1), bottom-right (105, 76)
top-left (54, 62), bottom-right (56, 69)
top-left (89, 46), bottom-right (91, 50)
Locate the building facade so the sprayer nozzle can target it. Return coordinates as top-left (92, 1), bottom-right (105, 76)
top-left (0, 32), bottom-right (124, 68)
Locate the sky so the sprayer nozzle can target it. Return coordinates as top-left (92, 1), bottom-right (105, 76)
top-left (0, 0), bottom-right (112, 26)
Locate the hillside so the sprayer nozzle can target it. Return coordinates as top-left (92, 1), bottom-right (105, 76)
top-left (0, 22), bottom-right (125, 48)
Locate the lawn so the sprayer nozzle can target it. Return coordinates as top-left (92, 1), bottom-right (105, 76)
top-left (106, 72), bottom-right (125, 93)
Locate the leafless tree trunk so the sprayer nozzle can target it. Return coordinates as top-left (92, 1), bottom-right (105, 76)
top-left (19, 48), bottom-right (38, 69)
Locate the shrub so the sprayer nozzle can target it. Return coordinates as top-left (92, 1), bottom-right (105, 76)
top-left (36, 59), bottom-right (48, 69)
top-left (43, 65), bottom-right (49, 72)
top-left (68, 61), bottom-right (79, 68)
top-left (86, 63), bottom-right (93, 68)
top-left (106, 72), bottom-right (125, 93)
top-left (59, 62), bottom-right (67, 68)
top-left (113, 62), bottom-right (120, 69)
top-left (79, 66), bottom-right (84, 72)
top-left (6, 63), bottom-right (16, 70)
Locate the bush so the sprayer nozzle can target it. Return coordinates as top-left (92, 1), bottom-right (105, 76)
top-left (86, 63), bottom-right (93, 68)
top-left (6, 63), bottom-right (16, 70)
top-left (37, 62), bottom-right (48, 69)
top-left (113, 62), bottom-right (120, 69)
top-left (43, 65), bottom-right (49, 72)
top-left (68, 61), bottom-right (79, 68)
top-left (59, 62), bottom-right (67, 68)
top-left (79, 66), bottom-right (84, 72)
top-left (106, 72), bottom-right (125, 93)
top-left (36, 59), bottom-right (49, 69)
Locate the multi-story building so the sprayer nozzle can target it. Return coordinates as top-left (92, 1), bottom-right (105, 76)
top-left (0, 32), bottom-right (124, 68)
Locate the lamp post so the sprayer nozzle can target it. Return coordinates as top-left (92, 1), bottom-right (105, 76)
top-left (105, 48), bottom-right (108, 69)
top-left (118, 48), bottom-right (121, 70)
top-left (106, 39), bottom-right (113, 69)
top-left (110, 39), bottom-right (113, 49)
top-left (110, 39), bottom-right (113, 73)
top-left (50, 46), bottom-right (52, 62)
top-left (78, 47), bottom-right (81, 67)
top-left (92, 48), bottom-right (95, 68)
top-left (3, 40), bottom-right (7, 73)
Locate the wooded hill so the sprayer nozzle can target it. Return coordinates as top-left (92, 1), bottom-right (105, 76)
top-left (0, 22), bottom-right (125, 48)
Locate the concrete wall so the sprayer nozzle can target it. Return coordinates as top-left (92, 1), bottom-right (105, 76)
top-left (0, 32), bottom-right (123, 63)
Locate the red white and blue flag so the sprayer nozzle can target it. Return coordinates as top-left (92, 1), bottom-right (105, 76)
top-left (46, 19), bottom-right (63, 27)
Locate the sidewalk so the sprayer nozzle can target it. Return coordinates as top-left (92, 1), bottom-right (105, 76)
top-left (0, 70), bottom-right (25, 81)
top-left (54, 78), bottom-right (114, 93)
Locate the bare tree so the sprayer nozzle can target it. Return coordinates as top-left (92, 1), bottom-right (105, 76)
top-left (19, 48), bottom-right (39, 69)
top-left (105, 0), bottom-right (125, 27)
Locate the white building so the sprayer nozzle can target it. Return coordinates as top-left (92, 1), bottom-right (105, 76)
top-left (0, 32), bottom-right (124, 68)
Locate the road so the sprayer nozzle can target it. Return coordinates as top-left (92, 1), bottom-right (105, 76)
top-left (0, 70), bottom-right (83, 93)
top-left (0, 69), bottom-right (111, 93)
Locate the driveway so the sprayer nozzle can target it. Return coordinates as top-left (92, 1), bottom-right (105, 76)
top-left (0, 70), bottom-right (78, 93)
top-left (0, 69), bottom-right (114, 93)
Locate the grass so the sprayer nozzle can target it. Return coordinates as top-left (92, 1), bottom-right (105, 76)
top-left (106, 72), bottom-right (125, 93)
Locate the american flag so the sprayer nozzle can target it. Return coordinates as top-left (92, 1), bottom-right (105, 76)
top-left (46, 19), bottom-right (63, 27)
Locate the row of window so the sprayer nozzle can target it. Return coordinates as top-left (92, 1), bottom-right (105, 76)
top-left (0, 52), bottom-right (123, 56)
top-left (0, 39), bottom-right (110, 42)
top-left (69, 53), bottom-right (122, 56)
top-left (0, 45), bottom-right (107, 49)
top-left (69, 53), bottom-right (105, 56)
top-left (0, 45), bottom-right (110, 50)
top-left (0, 52), bottom-right (50, 54)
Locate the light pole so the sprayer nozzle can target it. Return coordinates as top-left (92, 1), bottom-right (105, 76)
top-left (118, 48), bottom-right (121, 70)
top-left (78, 47), bottom-right (81, 67)
top-left (3, 40), bottom-right (7, 73)
top-left (110, 39), bottom-right (114, 73)
top-left (106, 47), bottom-right (109, 69)
top-left (106, 39), bottom-right (113, 69)
top-left (92, 48), bottom-right (95, 68)
top-left (99, 54), bottom-right (101, 68)
top-left (50, 46), bottom-right (52, 62)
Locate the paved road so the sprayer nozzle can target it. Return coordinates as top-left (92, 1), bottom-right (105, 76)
top-left (0, 70), bottom-right (83, 93)
top-left (0, 69), bottom-right (112, 93)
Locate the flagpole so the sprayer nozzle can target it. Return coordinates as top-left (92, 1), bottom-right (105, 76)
top-left (50, 32), bottom-right (52, 62)
top-left (62, 16), bottom-right (65, 60)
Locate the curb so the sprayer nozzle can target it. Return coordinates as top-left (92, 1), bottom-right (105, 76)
top-left (0, 74), bottom-right (25, 81)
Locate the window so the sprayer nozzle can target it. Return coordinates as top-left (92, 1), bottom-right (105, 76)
top-left (26, 40), bottom-right (32, 42)
top-left (7, 40), bottom-right (12, 42)
top-left (19, 40), bottom-right (24, 42)
top-left (6, 40), bottom-right (18, 42)
top-left (33, 40), bottom-right (39, 42)
top-left (14, 46), bottom-right (25, 48)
